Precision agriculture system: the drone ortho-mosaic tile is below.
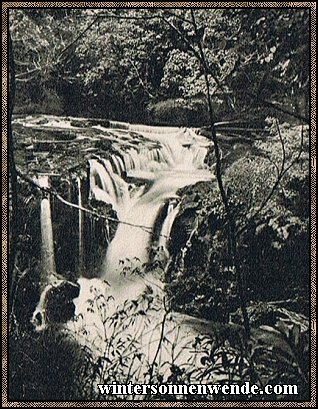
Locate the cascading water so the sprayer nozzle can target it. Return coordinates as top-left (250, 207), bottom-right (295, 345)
top-left (17, 115), bottom-right (219, 385)
top-left (70, 123), bottom-right (216, 382)
top-left (38, 175), bottom-right (56, 275)
top-left (157, 199), bottom-right (181, 259)
top-left (88, 125), bottom-right (212, 291)
top-left (14, 115), bottom-right (213, 313)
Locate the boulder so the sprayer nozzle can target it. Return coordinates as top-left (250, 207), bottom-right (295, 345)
top-left (32, 275), bottom-right (80, 330)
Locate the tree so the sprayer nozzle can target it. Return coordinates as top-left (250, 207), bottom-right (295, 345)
top-left (9, 8), bottom-right (309, 122)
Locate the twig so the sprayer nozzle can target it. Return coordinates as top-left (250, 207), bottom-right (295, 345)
top-left (9, 265), bottom-right (29, 332)
top-left (57, 16), bottom-right (101, 62)
top-left (190, 11), bottom-right (229, 215)
top-left (146, 305), bottom-right (169, 399)
top-left (277, 118), bottom-right (287, 175)
top-left (15, 167), bottom-right (170, 240)
top-left (163, 9), bottom-right (194, 25)
top-left (88, 13), bottom-right (158, 21)
top-left (247, 92), bottom-right (309, 123)
top-left (15, 67), bottom-right (42, 78)
top-left (127, 56), bottom-right (155, 99)
top-left (16, 76), bottom-right (36, 83)
top-left (12, 15), bottom-right (101, 81)
top-left (237, 122), bottom-right (305, 236)
top-left (191, 9), bottom-right (250, 338)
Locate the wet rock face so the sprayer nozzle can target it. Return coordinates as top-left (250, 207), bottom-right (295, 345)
top-left (169, 208), bottom-right (197, 256)
top-left (32, 279), bottom-right (80, 330)
top-left (70, 118), bottom-right (110, 128)
top-left (45, 281), bottom-right (80, 324)
top-left (169, 181), bottom-right (213, 255)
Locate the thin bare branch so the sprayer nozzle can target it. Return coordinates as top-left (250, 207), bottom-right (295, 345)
top-left (146, 305), bottom-right (169, 395)
top-left (57, 16), bottom-right (101, 62)
top-left (84, 12), bottom-right (158, 21)
top-left (276, 118), bottom-right (287, 175)
top-left (15, 67), bottom-right (41, 78)
top-left (237, 123), bottom-right (305, 236)
top-left (190, 9), bottom-right (250, 338)
top-left (8, 32), bottom-right (18, 315)
top-left (247, 91), bottom-right (309, 122)
top-left (162, 9), bottom-right (194, 25)
top-left (127, 56), bottom-right (155, 99)
top-left (15, 167), bottom-right (170, 240)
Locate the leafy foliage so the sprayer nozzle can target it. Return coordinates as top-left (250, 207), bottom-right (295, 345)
top-left (10, 8), bottom-right (309, 122)
top-left (167, 121), bottom-right (309, 318)
top-left (64, 270), bottom-right (309, 400)
top-left (9, 325), bottom-right (93, 400)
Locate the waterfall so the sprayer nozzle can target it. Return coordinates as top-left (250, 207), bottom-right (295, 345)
top-left (88, 124), bottom-right (213, 286)
top-left (157, 200), bottom-right (181, 260)
top-left (38, 175), bottom-right (56, 275)
top-left (66, 122), bottom-right (216, 377)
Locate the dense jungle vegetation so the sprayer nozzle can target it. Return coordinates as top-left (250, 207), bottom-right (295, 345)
top-left (8, 7), bottom-right (311, 402)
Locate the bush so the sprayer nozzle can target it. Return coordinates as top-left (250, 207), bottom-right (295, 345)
top-left (225, 121), bottom-right (309, 307)
top-left (14, 86), bottom-right (64, 115)
top-left (9, 326), bottom-right (92, 400)
top-left (167, 182), bottom-right (237, 323)
top-left (149, 98), bottom-right (209, 127)
top-left (167, 120), bottom-right (309, 321)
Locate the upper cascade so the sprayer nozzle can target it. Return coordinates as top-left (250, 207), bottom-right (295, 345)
top-left (88, 123), bottom-right (213, 282)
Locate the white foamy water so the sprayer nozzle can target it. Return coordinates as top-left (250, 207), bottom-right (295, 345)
top-left (88, 125), bottom-right (212, 280)
top-left (18, 115), bottom-right (218, 385)
top-left (70, 122), bottom-right (216, 384)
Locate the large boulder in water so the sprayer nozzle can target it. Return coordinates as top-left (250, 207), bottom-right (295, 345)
top-left (32, 274), bottom-right (80, 330)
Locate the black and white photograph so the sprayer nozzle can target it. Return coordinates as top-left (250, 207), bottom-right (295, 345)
top-left (4, 3), bottom-right (315, 405)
